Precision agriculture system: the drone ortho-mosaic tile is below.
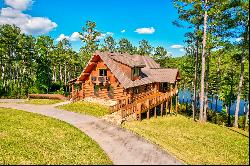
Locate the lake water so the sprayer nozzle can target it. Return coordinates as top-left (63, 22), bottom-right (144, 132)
top-left (178, 89), bottom-right (248, 116)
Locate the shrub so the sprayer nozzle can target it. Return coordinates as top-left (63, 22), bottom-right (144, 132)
top-left (238, 116), bottom-right (246, 129)
top-left (53, 87), bottom-right (65, 95)
top-left (179, 103), bottom-right (247, 129)
top-left (50, 82), bottom-right (62, 92)
top-left (28, 86), bottom-right (41, 94)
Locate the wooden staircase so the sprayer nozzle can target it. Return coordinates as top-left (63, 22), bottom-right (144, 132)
top-left (110, 87), bottom-right (178, 121)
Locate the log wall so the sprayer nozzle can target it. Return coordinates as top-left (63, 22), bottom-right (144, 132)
top-left (82, 59), bottom-right (129, 100)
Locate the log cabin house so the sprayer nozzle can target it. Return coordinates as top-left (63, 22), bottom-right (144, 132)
top-left (68, 51), bottom-right (180, 121)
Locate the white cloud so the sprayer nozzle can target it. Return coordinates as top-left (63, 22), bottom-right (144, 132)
top-left (24, 17), bottom-right (57, 34)
top-left (179, 48), bottom-right (185, 52)
top-left (56, 34), bottom-right (69, 41)
top-left (96, 33), bottom-right (106, 40)
top-left (121, 29), bottom-right (126, 33)
top-left (0, 4), bottom-right (57, 35)
top-left (106, 32), bottom-right (113, 36)
top-left (70, 32), bottom-right (82, 41)
top-left (135, 27), bottom-right (155, 34)
top-left (170, 44), bottom-right (183, 49)
top-left (56, 31), bottom-right (113, 42)
top-left (96, 32), bottom-right (114, 40)
top-left (56, 32), bottom-right (83, 42)
top-left (0, 7), bottom-right (26, 18)
top-left (235, 37), bottom-right (243, 42)
top-left (5, 0), bottom-right (33, 11)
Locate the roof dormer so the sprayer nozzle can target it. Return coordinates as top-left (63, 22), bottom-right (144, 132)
top-left (132, 67), bottom-right (141, 81)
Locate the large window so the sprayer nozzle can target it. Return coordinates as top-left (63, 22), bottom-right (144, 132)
top-left (99, 69), bottom-right (107, 76)
top-left (133, 68), bottom-right (140, 77)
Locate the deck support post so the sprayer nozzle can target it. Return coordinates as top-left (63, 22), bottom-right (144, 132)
top-left (161, 103), bottom-right (163, 117)
top-left (137, 103), bottom-right (142, 121)
top-left (147, 110), bottom-right (150, 119)
top-left (170, 96), bottom-right (173, 115)
top-left (154, 106), bottom-right (157, 118)
top-left (138, 111), bottom-right (141, 121)
top-left (175, 93), bottom-right (178, 115)
top-left (170, 84), bottom-right (173, 115)
top-left (166, 100), bottom-right (169, 115)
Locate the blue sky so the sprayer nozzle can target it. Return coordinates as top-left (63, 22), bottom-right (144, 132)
top-left (0, 0), bottom-right (191, 57)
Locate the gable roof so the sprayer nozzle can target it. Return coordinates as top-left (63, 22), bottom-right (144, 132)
top-left (133, 55), bottom-right (160, 68)
top-left (108, 52), bottom-right (146, 68)
top-left (142, 68), bottom-right (180, 83)
top-left (75, 51), bottom-right (180, 89)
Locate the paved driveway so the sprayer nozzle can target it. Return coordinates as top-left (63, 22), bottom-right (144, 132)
top-left (0, 100), bottom-right (184, 165)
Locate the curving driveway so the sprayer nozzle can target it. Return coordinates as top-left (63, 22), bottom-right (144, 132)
top-left (0, 100), bottom-right (184, 165)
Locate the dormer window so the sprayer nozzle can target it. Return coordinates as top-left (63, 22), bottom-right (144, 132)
top-left (133, 67), bottom-right (140, 77)
top-left (99, 69), bottom-right (107, 76)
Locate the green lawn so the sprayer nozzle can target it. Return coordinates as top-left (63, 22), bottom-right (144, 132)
top-left (23, 99), bottom-right (64, 105)
top-left (57, 101), bottom-right (110, 117)
top-left (0, 108), bottom-right (112, 165)
top-left (123, 115), bottom-right (249, 165)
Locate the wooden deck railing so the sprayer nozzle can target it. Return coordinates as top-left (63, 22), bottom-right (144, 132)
top-left (110, 89), bottom-right (177, 119)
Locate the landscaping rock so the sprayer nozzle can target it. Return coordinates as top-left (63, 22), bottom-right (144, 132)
top-left (102, 111), bottom-right (124, 125)
top-left (83, 97), bottom-right (117, 106)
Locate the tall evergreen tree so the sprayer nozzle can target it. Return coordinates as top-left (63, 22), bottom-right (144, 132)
top-left (138, 39), bottom-right (153, 56)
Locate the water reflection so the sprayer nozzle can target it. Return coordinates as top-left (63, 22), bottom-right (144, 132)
top-left (178, 89), bottom-right (248, 116)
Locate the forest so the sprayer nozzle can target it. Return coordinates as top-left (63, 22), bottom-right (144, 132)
top-left (0, 0), bottom-right (249, 128)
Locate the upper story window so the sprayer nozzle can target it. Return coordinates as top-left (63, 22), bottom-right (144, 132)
top-left (161, 83), bottom-right (169, 91)
top-left (99, 69), bottom-right (107, 76)
top-left (133, 67), bottom-right (140, 77)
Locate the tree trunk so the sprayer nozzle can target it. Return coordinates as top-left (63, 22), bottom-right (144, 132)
top-left (53, 65), bottom-right (56, 82)
top-left (59, 65), bottom-right (62, 83)
top-left (193, 26), bottom-right (199, 121)
top-left (234, 53), bottom-right (245, 128)
top-left (64, 62), bottom-right (67, 86)
top-left (225, 104), bottom-right (228, 126)
top-left (68, 71), bottom-right (70, 83)
top-left (245, 102), bottom-right (249, 130)
top-left (204, 51), bottom-right (210, 122)
top-left (199, 0), bottom-right (208, 123)
top-left (64, 63), bottom-right (67, 94)
top-left (215, 56), bottom-right (221, 113)
top-left (234, 22), bottom-right (248, 128)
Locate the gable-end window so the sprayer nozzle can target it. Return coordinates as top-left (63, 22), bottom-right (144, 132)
top-left (133, 87), bottom-right (139, 94)
top-left (99, 69), bottom-right (107, 76)
top-left (161, 83), bottom-right (169, 91)
top-left (133, 68), bottom-right (140, 77)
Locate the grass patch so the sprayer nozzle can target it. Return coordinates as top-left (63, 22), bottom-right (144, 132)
top-left (123, 115), bottom-right (249, 165)
top-left (0, 108), bottom-right (112, 165)
top-left (23, 99), bottom-right (64, 105)
top-left (57, 101), bottom-right (110, 117)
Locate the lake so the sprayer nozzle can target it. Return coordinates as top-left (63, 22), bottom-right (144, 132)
top-left (178, 89), bottom-right (248, 116)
